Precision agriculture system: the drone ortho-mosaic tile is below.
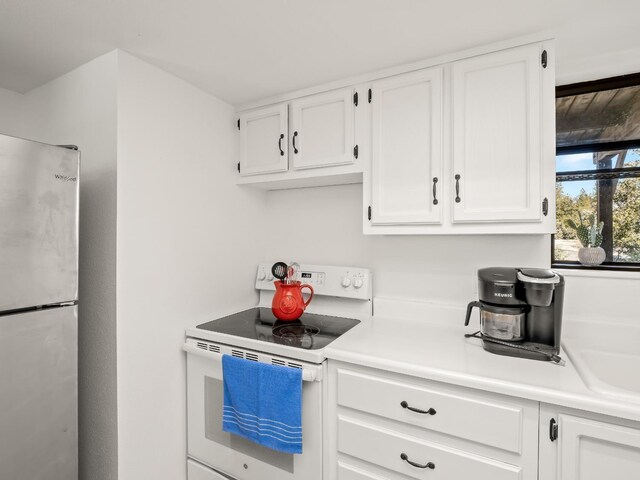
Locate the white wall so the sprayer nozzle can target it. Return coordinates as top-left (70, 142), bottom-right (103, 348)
top-left (18, 51), bottom-right (120, 480)
top-left (6, 49), bottom-right (268, 480)
top-left (0, 87), bottom-right (24, 137)
top-left (265, 184), bottom-right (639, 321)
top-left (115, 51), bottom-right (267, 480)
top-left (265, 184), bottom-right (549, 305)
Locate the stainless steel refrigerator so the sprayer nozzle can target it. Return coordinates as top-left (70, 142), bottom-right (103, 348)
top-left (0, 133), bottom-right (79, 480)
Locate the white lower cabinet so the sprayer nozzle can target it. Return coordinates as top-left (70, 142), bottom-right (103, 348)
top-left (328, 362), bottom-right (539, 480)
top-left (337, 462), bottom-right (387, 480)
top-left (328, 364), bottom-right (640, 480)
top-left (187, 459), bottom-right (228, 480)
top-left (539, 405), bottom-right (640, 480)
top-left (338, 416), bottom-right (521, 480)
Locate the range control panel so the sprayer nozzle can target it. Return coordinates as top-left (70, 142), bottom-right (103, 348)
top-left (255, 263), bottom-right (372, 301)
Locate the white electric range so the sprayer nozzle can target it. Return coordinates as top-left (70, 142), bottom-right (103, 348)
top-left (184, 263), bottom-right (372, 480)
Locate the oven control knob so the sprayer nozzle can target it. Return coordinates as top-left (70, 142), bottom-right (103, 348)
top-left (341, 276), bottom-right (351, 288)
top-left (258, 271), bottom-right (266, 281)
top-left (353, 277), bottom-right (364, 289)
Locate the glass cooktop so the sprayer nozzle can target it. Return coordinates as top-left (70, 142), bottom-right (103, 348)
top-left (196, 307), bottom-right (360, 350)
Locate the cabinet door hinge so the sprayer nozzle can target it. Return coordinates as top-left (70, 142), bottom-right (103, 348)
top-left (542, 197), bottom-right (549, 216)
top-left (237, 119), bottom-right (240, 130)
top-left (368, 88), bottom-right (372, 103)
top-left (541, 50), bottom-right (548, 69)
top-left (367, 205), bottom-right (372, 221)
top-left (549, 418), bottom-right (558, 441)
top-left (353, 145), bottom-right (359, 159)
top-left (353, 92), bottom-right (358, 106)
top-left (237, 162), bottom-right (240, 173)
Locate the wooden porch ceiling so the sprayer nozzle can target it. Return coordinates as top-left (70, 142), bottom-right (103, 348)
top-left (556, 84), bottom-right (640, 148)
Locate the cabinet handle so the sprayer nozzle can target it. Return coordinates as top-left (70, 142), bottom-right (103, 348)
top-left (400, 401), bottom-right (436, 415)
top-left (292, 131), bottom-right (299, 154)
top-left (549, 418), bottom-right (558, 441)
top-left (543, 197), bottom-right (549, 216)
top-left (432, 177), bottom-right (438, 205)
top-left (278, 134), bottom-right (285, 156)
top-left (400, 453), bottom-right (435, 470)
top-left (455, 174), bottom-right (461, 203)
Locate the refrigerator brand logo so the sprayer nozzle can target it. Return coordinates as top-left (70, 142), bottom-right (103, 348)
top-left (54, 174), bottom-right (77, 182)
top-left (494, 293), bottom-right (513, 298)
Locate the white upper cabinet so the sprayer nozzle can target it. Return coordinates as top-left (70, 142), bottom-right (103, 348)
top-left (451, 43), bottom-right (543, 223)
top-left (236, 38), bottom-right (555, 232)
top-left (370, 67), bottom-right (444, 225)
top-left (365, 41), bottom-right (553, 234)
top-left (290, 88), bottom-right (356, 170)
top-left (239, 104), bottom-right (288, 176)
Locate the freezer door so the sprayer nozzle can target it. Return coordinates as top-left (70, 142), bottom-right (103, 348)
top-left (0, 306), bottom-right (78, 480)
top-left (0, 134), bottom-right (79, 310)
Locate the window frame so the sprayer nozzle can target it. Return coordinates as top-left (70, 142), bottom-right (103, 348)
top-left (552, 73), bottom-right (640, 272)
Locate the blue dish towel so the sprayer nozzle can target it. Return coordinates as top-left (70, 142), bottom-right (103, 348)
top-left (222, 354), bottom-right (303, 454)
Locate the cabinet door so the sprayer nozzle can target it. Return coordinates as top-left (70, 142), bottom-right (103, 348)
top-left (370, 67), bottom-right (443, 225)
top-left (290, 88), bottom-right (355, 170)
top-left (559, 414), bottom-right (640, 480)
top-left (452, 44), bottom-right (543, 222)
top-left (540, 411), bottom-right (640, 480)
top-left (239, 104), bottom-right (288, 176)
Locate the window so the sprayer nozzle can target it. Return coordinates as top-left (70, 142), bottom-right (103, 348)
top-left (553, 73), bottom-right (640, 270)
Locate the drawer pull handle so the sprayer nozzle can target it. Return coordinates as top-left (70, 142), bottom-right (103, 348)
top-left (400, 453), bottom-right (435, 470)
top-left (400, 401), bottom-right (436, 415)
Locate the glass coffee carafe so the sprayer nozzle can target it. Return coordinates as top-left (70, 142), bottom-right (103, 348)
top-left (465, 301), bottom-right (525, 342)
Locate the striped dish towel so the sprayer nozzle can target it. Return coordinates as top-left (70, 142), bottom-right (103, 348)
top-left (221, 354), bottom-right (303, 454)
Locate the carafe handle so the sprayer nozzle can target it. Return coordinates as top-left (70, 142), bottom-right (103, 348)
top-left (300, 284), bottom-right (314, 308)
top-left (465, 301), bottom-right (482, 326)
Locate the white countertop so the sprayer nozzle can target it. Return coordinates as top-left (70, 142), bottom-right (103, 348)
top-left (325, 311), bottom-right (640, 423)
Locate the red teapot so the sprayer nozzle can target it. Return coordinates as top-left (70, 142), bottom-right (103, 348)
top-left (272, 281), bottom-right (314, 321)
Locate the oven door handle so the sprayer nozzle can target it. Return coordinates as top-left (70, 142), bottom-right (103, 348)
top-left (183, 344), bottom-right (320, 382)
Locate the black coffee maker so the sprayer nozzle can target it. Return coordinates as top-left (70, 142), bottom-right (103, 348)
top-left (464, 267), bottom-right (565, 364)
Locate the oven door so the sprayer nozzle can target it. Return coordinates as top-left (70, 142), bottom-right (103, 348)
top-left (184, 338), bottom-right (324, 480)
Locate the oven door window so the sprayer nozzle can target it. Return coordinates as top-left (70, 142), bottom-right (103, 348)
top-left (204, 376), bottom-right (294, 473)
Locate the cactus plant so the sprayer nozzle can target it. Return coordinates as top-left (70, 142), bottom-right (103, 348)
top-left (565, 212), bottom-right (604, 248)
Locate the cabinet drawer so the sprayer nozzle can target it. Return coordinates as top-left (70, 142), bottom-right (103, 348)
top-left (338, 462), bottom-right (387, 480)
top-left (338, 416), bottom-right (520, 480)
top-left (337, 368), bottom-right (529, 454)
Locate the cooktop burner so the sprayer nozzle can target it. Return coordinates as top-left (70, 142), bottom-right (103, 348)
top-left (195, 307), bottom-right (360, 350)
